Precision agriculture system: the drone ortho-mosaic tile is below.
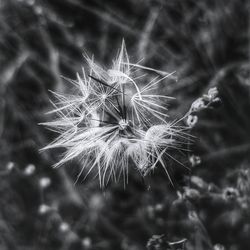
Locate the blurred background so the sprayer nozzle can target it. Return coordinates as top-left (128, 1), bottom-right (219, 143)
top-left (0, 0), bottom-right (250, 249)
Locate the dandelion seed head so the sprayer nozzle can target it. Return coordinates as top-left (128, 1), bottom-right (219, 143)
top-left (207, 87), bottom-right (219, 101)
top-left (42, 40), bottom-right (188, 186)
top-left (191, 98), bottom-right (205, 112)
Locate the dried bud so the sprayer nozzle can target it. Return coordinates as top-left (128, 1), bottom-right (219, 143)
top-left (207, 87), bottom-right (219, 100)
top-left (191, 176), bottom-right (207, 190)
top-left (189, 155), bottom-right (201, 167)
top-left (223, 187), bottom-right (239, 201)
top-left (147, 235), bottom-right (171, 250)
top-left (209, 97), bottom-right (222, 109)
top-left (186, 115), bottom-right (198, 128)
top-left (190, 98), bottom-right (206, 113)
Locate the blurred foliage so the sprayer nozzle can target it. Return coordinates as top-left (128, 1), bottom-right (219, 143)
top-left (0, 0), bottom-right (250, 249)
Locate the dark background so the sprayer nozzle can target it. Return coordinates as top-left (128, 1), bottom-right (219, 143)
top-left (0, 0), bottom-right (250, 249)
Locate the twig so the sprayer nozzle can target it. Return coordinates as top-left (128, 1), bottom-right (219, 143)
top-left (202, 143), bottom-right (250, 163)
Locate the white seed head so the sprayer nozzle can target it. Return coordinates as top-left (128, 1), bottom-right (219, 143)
top-left (42, 40), bottom-right (188, 186)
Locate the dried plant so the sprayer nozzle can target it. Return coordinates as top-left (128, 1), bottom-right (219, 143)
top-left (41, 40), bottom-right (188, 187)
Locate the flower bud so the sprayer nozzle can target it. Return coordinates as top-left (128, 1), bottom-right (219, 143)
top-left (186, 115), bottom-right (198, 128)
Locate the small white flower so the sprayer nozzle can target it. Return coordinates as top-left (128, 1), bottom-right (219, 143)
top-left (189, 154), bottom-right (201, 167)
top-left (41, 40), bottom-right (188, 187)
top-left (186, 114), bottom-right (198, 128)
top-left (190, 97), bottom-right (206, 112)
